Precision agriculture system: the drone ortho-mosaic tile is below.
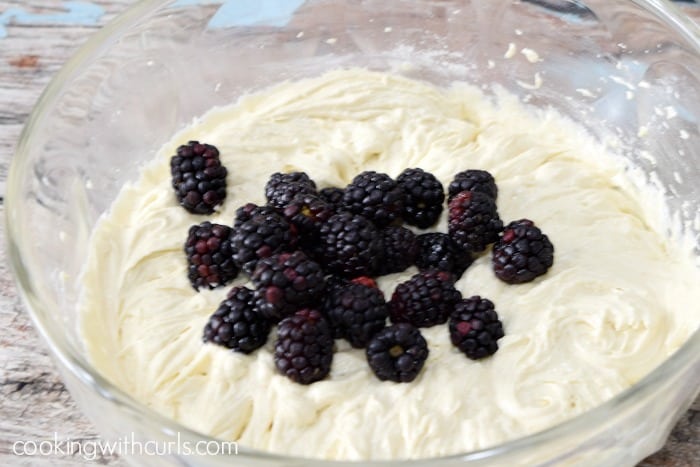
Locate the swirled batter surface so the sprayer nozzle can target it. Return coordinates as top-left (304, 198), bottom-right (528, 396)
top-left (80, 69), bottom-right (700, 460)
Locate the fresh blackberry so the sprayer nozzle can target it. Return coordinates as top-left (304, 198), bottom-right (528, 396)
top-left (351, 276), bottom-right (378, 288)
top-left (377, 226), bottom-right (418, 276)
top-left (448, 191), bottom-right (503, 253)
top-left (396, 168), bottom-right (445, 228)
top-left (342, 171), bottom-right (405, 227)
top-left (415, 233), bottom-right (473, 279)
top-left (448, 169), bottom-right (498, 201)
top-left (318, 212), bottom-right (382, 277)
top-left (231, 210), bottom-right (297, 276)
top-left (492, 219), bottom-right (554, 284)
top-left (323, 282), bottom-right (388, 348)
top-left (170, 141), bottom-right (227, 214)
top-left (366, 323), bottom-right (428, 383)
top-left (184, 222), bottom-right (237, 290)
top-left (449, 296), bottom-right (504, 359)
top-left (274, 309), bottom-right (334, 385)
top-left (282, 193), bottom-right (334, 242)
top-left (251, 251), bottom-right (326, 322)
top-left (265, 172), bottom-right (317, 209)
top-left (319, 187), bottom-right (345, 209)
top-left (202, 286), bottom-right (270, 353)
top-left (389, 270), bottom-right (461, 328)
top-left (234, 203), bottom-right (276, 228)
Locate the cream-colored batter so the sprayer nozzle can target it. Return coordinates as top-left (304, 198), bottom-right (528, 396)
top-left (80, 69), bottom-right (700, 460)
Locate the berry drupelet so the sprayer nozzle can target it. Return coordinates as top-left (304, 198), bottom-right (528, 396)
top-left (396, 168), bottom-right (445, 228)
top-left (342, 171), bottom-right (405, 227)
top-left (415, 232), bottom-right (473, 279)
top-left (449, 296), bottom-right (504, 359)
top-left (274, 309), bottom-right (334, 385)
top-left (251, 251), bottom-right (326, 322)
top-left (448, 190), bottom-right (503, 253)
top-left (184, 221), bottom-right (238, 290)
top-left (203, 286), bottom-right (270, 353)
top-left (389, 270), bottom-right (462, 328)
top-left (318, 212), bottom-right (382, 277)
top-left (323, 282), bottom-right (388, 348)
top-left (170, 141), bottom-right (228, 214)
top-left (265, 172), bottom-right (317, 209)
top-left (319, 187), bottom-right (345, 210)
top-left (231, 210), bottom-right (297, 276)
top-left (233, 202), bottom-right (276, 228)
top-left (448, 169), bottom-right (498, 201)
top-left (377, 226), bottom-right (418, 276)
top-left (366, 323), bottom-right (428, 383)
top-left (492, 219), bottom-right (554, 284)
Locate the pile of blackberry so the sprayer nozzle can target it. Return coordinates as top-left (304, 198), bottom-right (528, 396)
top-left (171, 143), bottom-right (555, 384)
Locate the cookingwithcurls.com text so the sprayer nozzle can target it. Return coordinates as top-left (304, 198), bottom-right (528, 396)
top-left (12, 432), bottom-right (238, 460)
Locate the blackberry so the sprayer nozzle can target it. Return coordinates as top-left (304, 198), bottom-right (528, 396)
top-left (265, 172), bottom-right (317, 209)
top-left (342, 171), bottom-right (405, 227)
top-left (323, 282), bottom-right (388, 347)
top-left (492, 219), bottom-right (554, 284)
top-left (170, 141), bottom-right (227, 214)
top-left (415, 233), bottom-right (473, 279)
top-left (448, 169), bottom-right (498, 201)
top-left (396, 168), bottom-right (445, 228)
top-left (448, 191), bottom-right (503, 253)
top-left (231, 210), bottom-right (297, 276)
top-left (318, 212), bottom-right (382, 277)
top-left (202, 286), bottom-right (270, 353)
top-left (389, 270), bottom-right (461, 328)
top-left (319, 187), bottom-right (345, 209)
top-left (282, 193), bottom-right (334, 242)
top-left (234, 203), bottom-right (276, 228)
top-left (251, 251), bottom-right (326, 322)
top-left (366, 323), bottom-right (428, 383)
top-left (351, 276), bottom-right (378, 289)
top-left (377, 226), bottom-right (418, 276)
top-left (274, 309), bottom-right (334, 385)
top-left (184, 222), bottom-right (237, 290)
top-left (449, 296), bottom-right (504, 359)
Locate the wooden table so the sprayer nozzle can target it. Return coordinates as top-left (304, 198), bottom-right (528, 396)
top-left (0, 1), bottom-right (697, 465)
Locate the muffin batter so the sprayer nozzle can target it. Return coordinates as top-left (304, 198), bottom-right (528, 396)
top-left (79, 69), bottom-right (700, 460)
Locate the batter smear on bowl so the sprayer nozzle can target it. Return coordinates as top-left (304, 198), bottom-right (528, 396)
top-left (79, 69), bottom-right (700, 460)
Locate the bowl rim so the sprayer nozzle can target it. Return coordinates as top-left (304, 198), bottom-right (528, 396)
top-left (5, 0), bottom-right (700, 464)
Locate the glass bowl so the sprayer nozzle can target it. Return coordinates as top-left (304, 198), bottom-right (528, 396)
top-left (6, 0), bottom-right (700, 465)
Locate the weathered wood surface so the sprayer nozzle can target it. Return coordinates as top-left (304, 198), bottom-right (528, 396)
top-left (0, 1), bottom-right (697, 465)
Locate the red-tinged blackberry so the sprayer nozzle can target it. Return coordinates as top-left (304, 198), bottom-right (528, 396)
top-left (449, 296), bottom-right (504, 359)
top-left (389, 270), bottom-right (462, 328)
top-left (203, 286), bottom-right (270, 354)
top-left (318, 212), bottom-right (382, 277)
top-left (265, 172), bottom-right (317, 209)
top-left (342, 171), bottom-right (405, 227)
top-left (231, 211), bottom-right (297, 276)
top-left (448, 169), bottom-right (498, 201)
top-left (377, 226), bottom-right (418, 276)
top-left (415, 233), bottom-right (473, 279)
top-left (366, 323), bottom-right (428, 383)
top-left (170, 141), bottom-right (227, 214)
top-left (323, 282), bottom-right (388, 347)
top-left (492, 219), bottom-right (554, 284)
top-left (185, 222), bottom-right (238, 290)
top-left (251, 251), bottom-right (326, 322)
top-left (282, 193), bottom-right (334, 242)
top-left (319, 187), bottom-right (344, 209)
top-left (448, 191), bottom-right (503, 253)
top-left (234, 203), bottom-right (276, 228)
top-left (396, 168), bottom-right (445, 228)
top-left (274, 309), bottom-right (333, 385)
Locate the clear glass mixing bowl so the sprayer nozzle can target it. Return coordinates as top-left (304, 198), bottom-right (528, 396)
top-left (6, 0), bottom-right (700, 465)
